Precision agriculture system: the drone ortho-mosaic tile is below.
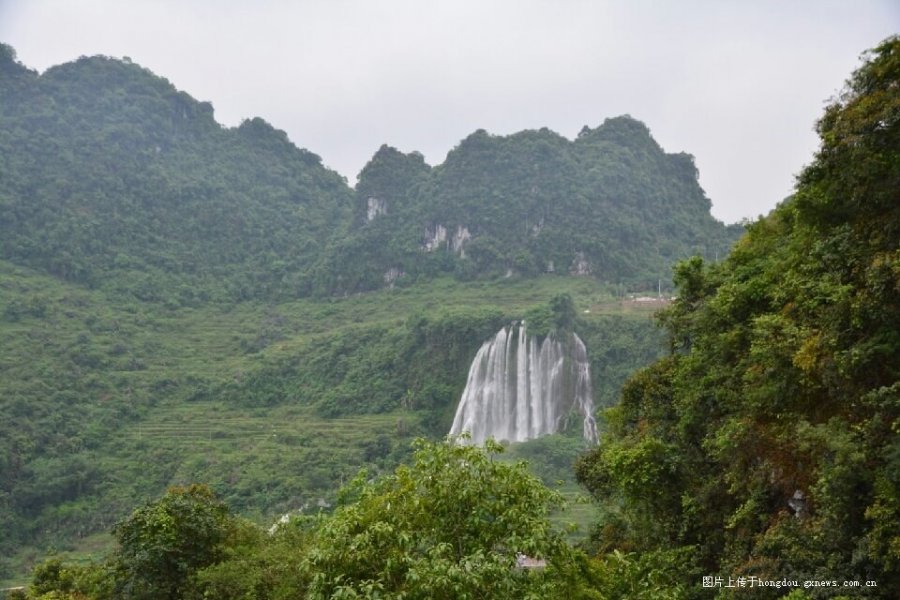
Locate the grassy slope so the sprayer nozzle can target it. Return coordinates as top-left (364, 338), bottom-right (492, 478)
top-left (0, 261), bottom-right (663, 585)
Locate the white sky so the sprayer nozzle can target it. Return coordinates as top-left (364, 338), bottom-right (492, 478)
top-left (1, 0), bottom-right (897, 223)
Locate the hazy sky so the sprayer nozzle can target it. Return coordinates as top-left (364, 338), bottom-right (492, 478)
top-left (1, 1), bottom-right (897, 223)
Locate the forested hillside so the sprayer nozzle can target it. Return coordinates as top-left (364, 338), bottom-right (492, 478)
top-left (576, 36), bottom-right (900, 596)
top-left (315, 119), bottom-right (742, 294)
top-left (0, 261), bottom-right (666, 585)
top-left (0, 43), bottom-right (739, 302)
top-left (0, 44), bottom-right (353, 303)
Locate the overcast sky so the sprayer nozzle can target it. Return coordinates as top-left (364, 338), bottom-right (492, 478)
top-left (1, 1), bottom-right (897, 223)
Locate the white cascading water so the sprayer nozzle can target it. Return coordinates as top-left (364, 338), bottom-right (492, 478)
top-left (449, 323), bottom-right (599, 444)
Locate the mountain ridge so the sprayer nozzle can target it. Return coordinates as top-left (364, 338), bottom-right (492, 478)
top-left (0, 43), bottom-right (741, 302)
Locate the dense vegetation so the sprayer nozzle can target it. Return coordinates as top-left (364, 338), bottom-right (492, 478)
top-left (315, 119), bottom-right (742, 295)
top-left (0, 45), bottom-right (351, 303)
top-left (1, 30), bottom-right (895, 599)
top-left (0, 43), bottom-right (739, 303)
top-left (576, 36), bottom-right (900, 597)
top-left (0, 260), bottom-right (664, 586)
top-left (14, 441), bottom-right (612, 600)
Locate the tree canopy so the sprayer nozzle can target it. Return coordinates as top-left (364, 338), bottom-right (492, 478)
top-left (576, 35), bottom-right (900, 596)
top-left (111, 484), bottom-right (234, 600)
top-left (25, 440), bottom-right (603, 600)
top-left (303, 437), bottom-right (588, 599)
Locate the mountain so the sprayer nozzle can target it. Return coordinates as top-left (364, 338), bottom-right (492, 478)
top-left (0, 43), bottom-right (739, 303)
top-left (0, 45), bottom-right (353, 303)
top-left (315, 119), bottom-right (742, 294)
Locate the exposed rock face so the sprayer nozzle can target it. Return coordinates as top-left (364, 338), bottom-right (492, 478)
top-left (316, 116), bottom-right (743, 295)
top-left (570, 252), bottom-right (590, 276)
top-left (366, 197), bottom-right (388, 222)
top-left (451, 225), bottom-right (471, 255)
top-left (422, 224), bottom-right (471, 255)
top-left (788, 490), bottom-right (807, 519)
top-left (450, 323), bottom-right (598, 445)
top-left (423, 224), bottom-right (448, 251)
top-left (383, 267), bottom-right (403, 285)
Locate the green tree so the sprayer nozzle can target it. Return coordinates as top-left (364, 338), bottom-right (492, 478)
top-left (111, 484), bottom-right (233, 600)
top-left (194, 518), bottom-right (313, 600)
top-left (28, 556), bottom-right (111, 600)
top-left (303, 437), bottom-right (594, 599)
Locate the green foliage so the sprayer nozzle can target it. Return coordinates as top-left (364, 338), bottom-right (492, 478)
top-left (550, 293), bottom-right (577, 332)
top-left (520, 293), bottom-right (581, 340)
top-left (27, 556), bottom-right (110, 600)
top-left (590, 549), bottom-right (695, 600)
top-left (577, 36), bottom-right (900, 595)
top-left (504, 434), bottom-right (594, 487)
top-left (111, 484), bottom-right (233, 600)
top-left (576, 314), bottom-right (667, 409)
top-left (192, 517), bottom-right (312, 600)
top-left (22, 441), bottom-right (611, 599)
top-left (0, 46), bottom-right (739, 302)
top-left (0, 263), bottom-right (661, 586)
top-left (795, 37), bottom-right (900, 233)
top-left (303, 437), bottom-right (591, 599)
top-left (315, 120), bottom-right (740, 295)
top-left (219, 305), bottom-right (504, 423)
top-left (0, 52), bottom-right (352, 302)
top-left (0, 42), bottom-right (730, 593)
top-left (523, 303), bottom-right (554, 337)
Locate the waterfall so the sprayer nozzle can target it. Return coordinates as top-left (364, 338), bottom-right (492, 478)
top-left (449, 323), bottom-right (599, 444)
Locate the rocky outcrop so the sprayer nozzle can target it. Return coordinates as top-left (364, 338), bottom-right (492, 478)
top-left (366, 197), bottom-right (387, 222)
top-left (422, 224), bottom-right (471, 256)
